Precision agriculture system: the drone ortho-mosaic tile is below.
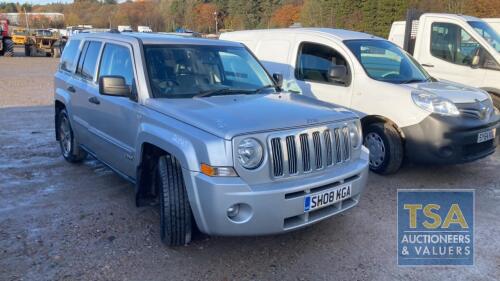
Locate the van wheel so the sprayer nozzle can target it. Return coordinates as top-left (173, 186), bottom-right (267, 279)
top-left (57, 109), bottom-right (87, 163)
top-left (363, 122), bottom-right (403, 175)
top-left (156, 155), bottom-right (192, 246)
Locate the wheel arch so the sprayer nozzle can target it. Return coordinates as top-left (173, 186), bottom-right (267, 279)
top-left (360, 115), bottom-right (406, 140)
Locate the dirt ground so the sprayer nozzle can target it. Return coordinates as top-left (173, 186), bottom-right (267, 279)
top-left (0, 49), bottom-right (499, 281)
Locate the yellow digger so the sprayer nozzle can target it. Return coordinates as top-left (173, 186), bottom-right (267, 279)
top-left (24, 29), bottom-right (63, 58)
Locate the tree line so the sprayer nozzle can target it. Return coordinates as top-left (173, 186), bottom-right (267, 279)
top-left (1, 0), bottom-right (499, 37)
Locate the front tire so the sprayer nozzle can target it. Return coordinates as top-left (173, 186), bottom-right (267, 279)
top-left (57, 109), bottom-right (87, 163)
top-left (490, 92), bottom-right (500, 110)
top-left (363, 122), bottom-right (403, 175)
top-left (156, 155), bottom-right (193, 246)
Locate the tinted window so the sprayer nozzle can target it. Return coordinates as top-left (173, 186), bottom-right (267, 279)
top-left (98, 44), bottom-right (134, 86)
top-left (296, 42), bottom-right (350, 85)
top-left (143, 44), bottom-right (274, 98)
top-left (76, 41), bottom-right (102, 81)
top-left (431, 22), bottom-right (481, 66)
top-left (60, 39), bottom-right (80, 72)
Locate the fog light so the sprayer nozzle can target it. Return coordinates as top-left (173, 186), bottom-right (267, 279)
top-left (227, 204), bottom-right (240, 218)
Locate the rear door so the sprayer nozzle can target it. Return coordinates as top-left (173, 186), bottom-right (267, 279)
top-left (292, 35), bottom-right (354, 108)
top-left (88, 42), bottom-right (140, 177)
top-left (64, 40), bottom-right (103, 151)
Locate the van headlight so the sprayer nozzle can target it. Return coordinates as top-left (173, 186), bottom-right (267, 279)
top-left (412, 91), bottom-right (459, 116)
top-left (348, 121), bottom-right (362, 148)
top-left (237, 138), bottom-right (263, 169)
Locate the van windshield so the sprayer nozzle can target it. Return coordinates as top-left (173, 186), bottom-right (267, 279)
top-left (344, 39), bottom-right (431, 84)
top-left (144, 44), bottom-right (276, 98)
top-left (468, 21), bottom-right (500, 53)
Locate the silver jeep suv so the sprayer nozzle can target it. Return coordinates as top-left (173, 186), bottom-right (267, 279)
top-left (54, 32), bottom-right (369, 246)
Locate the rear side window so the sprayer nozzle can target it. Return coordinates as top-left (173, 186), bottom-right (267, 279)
top-left (296, 42), bottom-right (350, 86)
top-left (60, 39), bottom-right (80, 73)
top-left (76, 41), bottom-right (102, 81)
top-left (98, 44), bottom-right (134, 86)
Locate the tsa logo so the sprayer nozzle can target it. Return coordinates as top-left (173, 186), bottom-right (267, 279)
top-left (397, 190), bottom-right (474, 266)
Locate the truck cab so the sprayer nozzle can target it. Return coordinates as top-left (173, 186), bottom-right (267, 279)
top-left (389, 13), bottom-right (500, 109)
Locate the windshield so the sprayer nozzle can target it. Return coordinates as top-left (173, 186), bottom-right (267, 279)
top-left (468, 21), bottom-right (500, 53)
top-left (344, 39), bottom-right (431, 84)
top-left (144, 44), bottom-right (275, 98)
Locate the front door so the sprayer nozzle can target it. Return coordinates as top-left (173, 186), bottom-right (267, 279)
top-left (89, 42), bottom-right (139, 178)
top-left (422, 21), bottom-right (486, 87)
top-left (291, 36), bottom-right (354, 108)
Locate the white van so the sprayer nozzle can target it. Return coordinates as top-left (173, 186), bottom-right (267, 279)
top-left (388, 13), bottom-right (500, 109)
top-left (221, 28), bottom-right (499, 174)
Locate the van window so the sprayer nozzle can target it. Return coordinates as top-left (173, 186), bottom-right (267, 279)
top-left (60, 39), bottom-right (81, 73)
top-left (98, 44), bottom-right (134, 86)
top-left (296, 42), bottom-right (350, 86)
top-left (430, 22), bottom-right (481, 66)
top-left (76, 41), bottom-right (102, 81)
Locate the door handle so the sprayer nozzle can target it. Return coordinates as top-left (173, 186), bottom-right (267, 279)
top-left (88, 96), bottom-right (100, 105)
top-left (67, 86), bottom-right (76, 93)
top-left (421, 63), bottom-right (434, 68)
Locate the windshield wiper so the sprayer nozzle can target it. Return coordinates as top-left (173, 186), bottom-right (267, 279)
top-left (195, 85), bottom-right (276, 98)
top-left (194, 88), bottom-right (254, 98)
top-left (400, 78), bottom-right (429, 84)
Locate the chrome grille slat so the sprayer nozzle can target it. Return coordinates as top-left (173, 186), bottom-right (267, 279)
top-left (271, 138), bottom-right (284, 177)
top-left (342, 126), bottom-right (350, 161)
top-left (269, 124), bottom-right (353, 178)
top-left (286, 136), bottom-right (297, 175)
top-left (300, 134), bottom-right (311, 172)
top-left (324, 129), bottom-right (333, 166)
top-left (312, 131), bottom-right (322, 169)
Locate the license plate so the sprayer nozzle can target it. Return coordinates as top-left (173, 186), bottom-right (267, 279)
top-left (304, 184), bottom-right (352, 212)
top-left (477, 129), bottom-right (495, 143)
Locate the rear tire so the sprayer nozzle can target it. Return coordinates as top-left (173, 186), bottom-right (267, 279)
top-left (3, 39), bottom-right (14, 57)
top-left (156, 155), bottom-right (193, 246)
top-left (53, 47), bottom-right (61, 58)
top-left (57, 109), bottom-right (87, 163)
top-left (363, 122), bottom-right (403, 175)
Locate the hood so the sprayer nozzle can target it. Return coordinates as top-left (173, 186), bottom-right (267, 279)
top-left (144, 93), bottom-right (356, 140)
top-left (403, 81), bottom-right (489, 104)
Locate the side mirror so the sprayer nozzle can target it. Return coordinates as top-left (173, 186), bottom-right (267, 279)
top-left (272, 73), bottom-right (283, 88)
top-left (328, 65), bottom-right (347, 84)
top-left (471, 55), bottom-right (480, 68)
top-left (99, 76), bottom-right (130, 97)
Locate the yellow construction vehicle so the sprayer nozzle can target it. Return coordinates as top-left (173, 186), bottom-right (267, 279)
top-left (11, 28), bottom-right (30, 45)
top-left (24, 29), bottom-right (63, 58)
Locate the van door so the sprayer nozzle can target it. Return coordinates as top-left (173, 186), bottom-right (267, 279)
top-left (420, 21), bottom-right (486, 87)
top-left (292, 36), bottom-right (354, 108)
top-left (90, 42), bottom-right (139, 177)
top-left (70, 40), bottom-right (103, 153)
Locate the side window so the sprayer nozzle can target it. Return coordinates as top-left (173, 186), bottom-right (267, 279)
top-left (296, 42), bottom-right (350, 85)
top-left (430, 22), bottom-right (481, 66)
top-left (60, 39), bottom-right (81, 73)
top-left (98, 43), bottom-right (134, 86)
top-left (76, 41), bottom-right (102, 81)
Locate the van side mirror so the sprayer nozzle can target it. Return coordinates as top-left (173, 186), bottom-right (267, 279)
top-left (272, 73), bottom-right (283, 88)
top-left (328, 65), bottom-right (347, 84)
top-left (471, 55), bottom-right (480, 68)
top-left (99, 76), bottom-right (131, 97)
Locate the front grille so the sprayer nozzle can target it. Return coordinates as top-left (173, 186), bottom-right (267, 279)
top-left (457, 100), bottom-right (494, 120)
top-left (270, 125), bottom-right (351, 178)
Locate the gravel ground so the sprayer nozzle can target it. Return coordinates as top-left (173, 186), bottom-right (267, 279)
top-left (0, 50), bottom-right (499, 281)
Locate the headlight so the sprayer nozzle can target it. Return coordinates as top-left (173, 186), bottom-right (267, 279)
top-left (411, 91), bottom-right (459, 116)
top-left (348, 121), bottom-right (362, 148)
top-left (237, 138), bottom-right (263, 169)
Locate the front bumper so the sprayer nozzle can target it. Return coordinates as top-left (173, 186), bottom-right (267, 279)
top-left (183, 147), bottom-right (369, 236)
top-left (402, 113), bottom-right (499, 164)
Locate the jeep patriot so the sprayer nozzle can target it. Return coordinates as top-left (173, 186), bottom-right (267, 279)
top-left (54, 32), bottom-right (369, 245)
